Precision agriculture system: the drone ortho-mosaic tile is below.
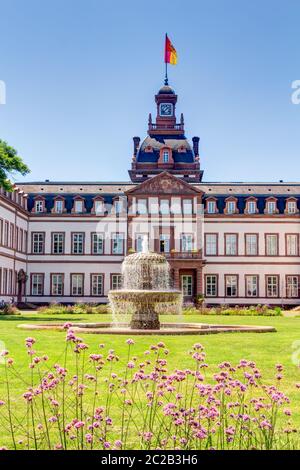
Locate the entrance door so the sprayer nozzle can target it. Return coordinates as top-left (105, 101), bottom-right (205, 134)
top-left (181, 275), bottom-right (194, 301)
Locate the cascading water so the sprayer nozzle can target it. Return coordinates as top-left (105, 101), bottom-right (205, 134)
top-left (108, 236), bottom-right (182, 330)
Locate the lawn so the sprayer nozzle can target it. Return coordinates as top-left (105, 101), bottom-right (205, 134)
top-left (0, 312), bottom-right (300, 448)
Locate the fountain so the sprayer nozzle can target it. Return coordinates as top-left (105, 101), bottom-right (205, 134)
top-left (108, 236), bottom-right (182, 330)
top-left (18, 237), bottom-right (277, 336)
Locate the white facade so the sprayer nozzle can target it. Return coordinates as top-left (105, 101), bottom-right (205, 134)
top-left (1, 179), bottom-right (300, 306)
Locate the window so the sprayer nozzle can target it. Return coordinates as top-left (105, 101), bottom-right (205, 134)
top-left (266, 234), bottom-right (278, 256)
top-left (286, 234), bottom-right (298, 256)
top-left (137, 199), bottom-right (147, 215)
top-left (114, 200), bottom-right (123, 215)
top-left (245, 234), bottom-right (258, 256)
top-left (266, 201), bottom-right (276, 214)
top-left (72, 233), bottom-right (84, 254)
top-left (4, 222), bottom-right (8, 246)
top-left (149, 199), bottom-right (159, 214)
top-left (225, 234), bottom-right (238, 256)
top-left (136, 234), bottom-right (147, 253)
top-left (94, 200), bottom-right (104, 215)
top-left (245, 275), bottom-right (258, 297)
top-left (163, 151), bottom-right (169, 163)
top-left (32, 232), bottom-right (45, 254)
top-left (183, 199), bottom-right (193, 215)
top-left (225, 275), bottom-right (238, 297)
top-left (286, 276), bottom-right (299, 298)
top-left (71, 274), bottom-right (84, 296)
top-left (31, 274), bottom-right (44, 296)
top-left (205, 234), bottom-right (218, 256)
top-left (182, 275), bottom-right (193, 297)
top-left (226, 200), bottom-right (236, 214)
top-left (51, 274), bottom-right (64, 296)
top-left (35, 200), bottom-right (44, 213)
top-left (112, 233), bottom-right (124, 254)
top-left (266, 275), bottom-right (279, 297)
top-left (247, 201), bottom-right (257, 214)
top-left (3, 269), bottom-right (7, 295)
top-left (160, 200), bottom-right (170, 215)
top-left (287, 200), bottom-right (297, 214)
top-left (207, 200), bottom-right (216, 214)
top-left (91, 274), bottom-right (104, 296)
top-left (52, 233), bottom-right (64, 254)
top-left (205, 275), bottom-right (218, 297)
top-left (54, 199), bottom-right (63, 213)
top-left (160, 234), bottom-right (170, 253)
top-left (111, 274), bottom-right (122, 290)
top-left (74, 199), bottom-right (83, 213)
top-left (92, 233), bottom-right (104, 254)
top-left (181, 234), bottom-right (193, 252)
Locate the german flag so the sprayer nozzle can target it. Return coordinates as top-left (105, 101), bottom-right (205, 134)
top-left (164, 34), bottom-right (178, 65)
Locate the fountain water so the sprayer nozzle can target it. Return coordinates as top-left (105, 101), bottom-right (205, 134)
top-left (108, 236), bottom-right (182, 329)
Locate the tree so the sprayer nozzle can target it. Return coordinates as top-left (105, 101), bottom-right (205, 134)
top-left (0, 139), bottom-right (30, 191)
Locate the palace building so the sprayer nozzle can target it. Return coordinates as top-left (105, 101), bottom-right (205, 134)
top-left (1, 82), bottom-right (300, 306)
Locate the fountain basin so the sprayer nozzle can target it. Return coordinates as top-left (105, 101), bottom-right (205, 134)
top-left (108, 289), bottom-right (182, 330)
top-left (18, 322), bottom-right (276, 335)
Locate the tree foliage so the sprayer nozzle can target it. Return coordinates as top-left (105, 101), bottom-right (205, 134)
top-left (0, 139), bottom-right (30, 190)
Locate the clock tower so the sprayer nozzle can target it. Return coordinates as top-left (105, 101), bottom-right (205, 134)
top-left (129, 83), bottom-right (203, 183)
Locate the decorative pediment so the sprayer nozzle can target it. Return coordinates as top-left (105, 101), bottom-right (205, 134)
top-left (125, 172), bottom-right (202, 196)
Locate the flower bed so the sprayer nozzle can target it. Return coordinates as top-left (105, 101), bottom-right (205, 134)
top-left (183, 305), bottom-right (282, 317)
top-left (37, 303), bottom-right (110, 315)
top-left (0, 329), bottom-right (298, 450)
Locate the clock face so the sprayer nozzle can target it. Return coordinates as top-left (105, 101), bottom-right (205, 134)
top-left (159, 103), bottom-right (173, 116)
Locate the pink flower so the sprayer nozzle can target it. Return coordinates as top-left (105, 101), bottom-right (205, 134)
top-left (74, 421), bottom-right (85, 429)
top-left (114, 440), bottom-right (122, 448)
top-left (127, 361), bottom-right (135, 369)
top-left (0, 400), bottom-right (5, 406)
top-left (126, 339), bottom-right (134, 345)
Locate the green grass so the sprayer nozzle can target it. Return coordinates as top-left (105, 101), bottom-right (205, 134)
top-left (1, 312), bottom-right (300, 445)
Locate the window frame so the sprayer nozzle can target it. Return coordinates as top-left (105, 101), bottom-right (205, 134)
top-left (70, 273), bottom-right (84, 296)
top-left (245, 275), bottom-right (259, 298)
top-left (90, 273), bottom-right (104, 296)
top-left (224, 274), bottom-right (239, 297)
top-left (205, 233), bottom-right (218, 256)
top-left (30, 273), bottom-right (44, 296)
top-left (265, 233), bottom-right (279, 256)
top-left (265, 275), bottom-right (279, 298)
top-left (32, 232), bottom-right (45, 254)
top-left (50, 273), bottom-right (64, 296)
top-left (245, 233), bottom-right (259, 256)
top-left (71, 232), bottom-right (85, 255)
top-left (224, 233), bottom-right (238, 256)
top-left (205, 274), bottom-right (218, 297)
top-left (91, 232), bottom-right (104, 255)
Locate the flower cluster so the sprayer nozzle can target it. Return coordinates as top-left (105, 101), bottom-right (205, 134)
top-left (0, 334), bottom-right (298, 450)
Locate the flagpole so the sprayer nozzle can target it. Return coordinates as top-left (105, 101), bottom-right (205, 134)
top-left (164, 33), bottom-right (168, 85)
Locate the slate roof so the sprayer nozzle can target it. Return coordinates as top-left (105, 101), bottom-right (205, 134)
top-left (137, 135), bottom-right (194, 163)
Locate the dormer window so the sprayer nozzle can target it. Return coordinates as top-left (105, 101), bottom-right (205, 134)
top-left (245, 197), bottom-right (258, 215)
top-left (94, 200), bottom-right (104, 214)
top-left (52, 197), bottom-right (65, 214)
top-left (158, 147), bottom-right (173, 166)
top-left (163, 150), bottom-right (169, 163)
top-left (35, 200), bottom-right (44, 213)
top-left (265, 198), bottom-right (278, 215)
top-left (225, 197), bottom-right (238, 215)
top-left (114, 199), bottom-right (123, 215)
top-left (91, 197), bottom-right (105, 215)
top-left (206, 199), bottom-right (218, 214)
top-left (72, 197), bottom-right (85, 214)
top-left (285, 198), bottom-right (298, 214)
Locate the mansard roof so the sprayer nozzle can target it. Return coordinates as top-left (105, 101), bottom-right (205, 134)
top-left (137, 135), bottom-right (194, 163)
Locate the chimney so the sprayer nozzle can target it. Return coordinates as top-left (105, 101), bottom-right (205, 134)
top-left (133, 136), bottom-right (140, 156)
top-left (192, 136), bottom-right (200, 157)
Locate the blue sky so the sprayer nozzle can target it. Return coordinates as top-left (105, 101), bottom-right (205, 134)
top-left (0, 0), bottom-right (300, 183)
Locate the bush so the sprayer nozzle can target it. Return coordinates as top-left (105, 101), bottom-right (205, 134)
top-left (0, 304), bottom-right (20, 315)
top-left (183, 305), bottom-right (282, 317)
top-left (37, 303), bottom-right (110, 315)
top-left (0, 336), bottom-right (297, 450)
